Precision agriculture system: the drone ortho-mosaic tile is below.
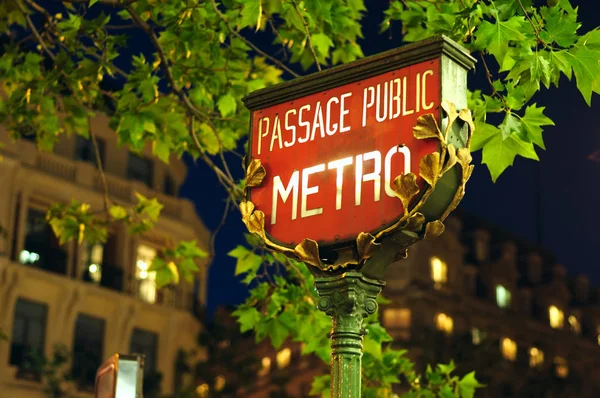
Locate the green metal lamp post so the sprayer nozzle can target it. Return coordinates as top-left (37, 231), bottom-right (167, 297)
top-left (315, 272), bottom-right (384, 398)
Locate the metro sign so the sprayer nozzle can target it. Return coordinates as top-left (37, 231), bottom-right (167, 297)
top-left (243, 36), bottom-right (475, 254)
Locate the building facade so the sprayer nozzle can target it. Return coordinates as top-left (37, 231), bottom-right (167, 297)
top-left (241, 212), bottom-right (600, 398)
top-left (0, 114), bottom-right (210, 398)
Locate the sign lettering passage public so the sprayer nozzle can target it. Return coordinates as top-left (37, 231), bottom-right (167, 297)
top-left (249, 59), bottom-right (441, 247)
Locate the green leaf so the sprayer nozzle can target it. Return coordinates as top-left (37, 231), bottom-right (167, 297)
top-left (568, 34), bottom-right (600, 105)
top-left (437, 360), bottom-right (455, 375)
top-left (482, 132), bottom-right (539, 182)
top-left (233, 306), bottom-right (262, 333)
top-left (499, 112), bottom-right (521, 139)
top-left (517, 104), bottom-right (554, 149)
top-left (217, 93), bottom-right (237, 117)
top-left (458, 372), bottom-right (484, 398)
top-left (474, 17), bottom-right (528, 64)
top-left (267, 318), bottom-right (289, 348)
top-left (540, 5), bottom-right (580, 47)
top-left (311, 33), bottom-right (334, 59)
top-left (310, 375), bottom-right (331, 397)
top-left (228, 245), bottom-right (263, 282)
top-left (240, 0), bottom-right (262, 29)
top-left (89, 0), bottom-right (99, 7)
top-left (109, 205), bottom-right (128, 220)
top-left (152, 139), bottom-right (170, 163)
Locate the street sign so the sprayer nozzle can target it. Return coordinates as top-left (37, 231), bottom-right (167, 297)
top-left (242, 35), bottom-right (476, 269)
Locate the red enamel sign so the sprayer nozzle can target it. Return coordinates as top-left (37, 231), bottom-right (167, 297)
top-left (248, 59), bottom-right (441, 248)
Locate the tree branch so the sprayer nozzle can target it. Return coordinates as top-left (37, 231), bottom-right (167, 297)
top-left (56, 0), bottom-right (135, 6)
top-left (209, 0), bottom-right (300, 78)
top-left (290, 0), bottom-right (321, 71)
top-left (517, 0), bottom-right (546, 47)
top-left (89, 119), bottom-right (111, 215)
top-left (15, 0), bottom-right (56, 61)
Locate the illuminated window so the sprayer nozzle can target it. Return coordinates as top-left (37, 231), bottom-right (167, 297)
top-left (196, 383), bottom-right (209, 397)
top-left (430, 257), bottom-right (448, 288)
top-left (81, 242), bottom-right (103, 284)
top-left (596, 326), bottom-right (600, 346)
top-left (568, 315), bottom-right (581, 335)
top-left (554, 357), bottom-right (568, 378)
top-left (383, 308), bottom-right (411, 329)
top-left (214, 375), bottom-right (226, 391)
top-left (501, 338), bottom-right (517, 362)
top-left (136, 244), bottom-right (157, 303)
top-left (495, 285), bottom-right (511, 309)
top-left (435, 313), bottom-right (454, 334)
top-left (471, 328), bottom-right (484, 345)
top-left (548, 306), bottom-right (564, 329)
top-left (529, 347), bottom-right (544, 368)
top-left (276, 348), bottom-right (291, 369)
top-left (258, 357), bottom-right (271, 376)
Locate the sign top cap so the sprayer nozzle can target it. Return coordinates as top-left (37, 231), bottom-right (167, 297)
top-left (243, 35), bottom-right (476, 111)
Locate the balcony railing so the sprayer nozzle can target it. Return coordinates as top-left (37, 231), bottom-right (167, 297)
top-left (36, 152), bottom-right (76, 181)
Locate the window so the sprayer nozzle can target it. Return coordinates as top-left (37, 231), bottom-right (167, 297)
top-left (501, 338), bottom-right (517, 362)
top-left (430, 257), bottom-right (447, 288)
top-left (596, 326), bottom-right (600, 346)
top-left (495, 285), bottom-right (511, 309)
top-left (471, 328), bottom-right (485, 345)
top-left (529, 347), bottom-right (544, 368)
top-left (130, 328), bottom-right (158, 376)
top-left (164, 174), bottom-right (176, 196)
top-left (435, 313), bottom-right (453, 335)
top-left (10, 299), bottom-right (47, 378)
top-left (568, 315), bottom-right (581, 335)
top-left (72, 314), bottom-right (105, 389)
top-left (276, 348), bottom-right (291, 369)
top-left (554, 357), bottom-right (568, 378)
top-left (196, 383), bottom-right (209, 397)
top-left (136, 244), bottom-right (157, 303)
top-left (22, 208), bottom-right (67, 274)
top-left (258, 357), bottom-right (271, 376)
top-left (127, 153), bottom-right (154, 187)
top-left (214, 375), bottom-right (226, 392)
top-left (383, 308), bottom-right (411, 329)
top-left (548, 306), bottom-right (564, 329)
top-left (75, 135), bottom-right (105, 167)
top-left (80, 241), bottom-right (103, 284)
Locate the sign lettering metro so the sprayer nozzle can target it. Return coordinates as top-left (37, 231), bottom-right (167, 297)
top-left (248, 59), bottom-right (441, 247)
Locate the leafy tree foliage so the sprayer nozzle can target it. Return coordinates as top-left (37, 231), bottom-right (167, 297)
top-left (1, 0), bottom-right (597, 396)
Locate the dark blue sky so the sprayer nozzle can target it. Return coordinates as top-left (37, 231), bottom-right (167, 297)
top-left (179, 1), bottom-right (600, 312)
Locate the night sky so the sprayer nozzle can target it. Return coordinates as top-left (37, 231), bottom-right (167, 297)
top-left (178, 0), bottom-right (600, 313)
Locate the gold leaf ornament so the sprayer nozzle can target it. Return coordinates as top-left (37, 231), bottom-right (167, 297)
top-left (245, 158), bottom-right (266, 188)
top-left (413, 114), bottom-right (442, 140)
top-left (419, 152), bottom-right (441, 186)
top-left (393, 173), bottom-right (420, 213)
top-left (240, 201), bottom-right (266, 239)
top-left (294, 238), bottom-right (321, 268)
top-left (402, 212), bottom-right (425, 232)
top-left (458, 108), bottom-right (476, 135)
top-left (441, 100), bottom-right (459, 136)
top-left (356, 232), bottom-right (380, 261)
top-left (424, 220), bottom-right (445, 239)
top-left (442, 144), bottom-right (457, 174)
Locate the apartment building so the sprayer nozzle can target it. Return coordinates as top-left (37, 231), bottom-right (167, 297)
top-left (0, 114), bottom-right (210, 398)
top-left (240, 212), bottom-right (600, 398)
